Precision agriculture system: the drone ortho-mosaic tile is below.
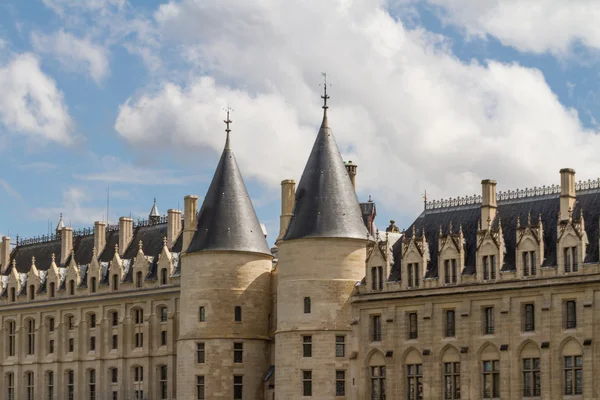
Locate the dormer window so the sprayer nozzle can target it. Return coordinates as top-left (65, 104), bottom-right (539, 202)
top-left (564, 247), bottom-right (578, 273)
top-left (482, 255), bottom-right (496, 281)
top-left (407, 263), bottom-right (420, 288)
top-left (444, 259), bottom-right (458, 284)
top-left (523, 251), bottom-right (537, 277)
top-left (371, 266), bottom-right (383, 291)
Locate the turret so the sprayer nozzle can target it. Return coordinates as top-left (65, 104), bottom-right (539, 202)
top-left (177, 110), bottom-right (272, 400)
top-left (149, 197), bottom-right (160, 224)
top-left (275, 83), bottom-right (368, 399)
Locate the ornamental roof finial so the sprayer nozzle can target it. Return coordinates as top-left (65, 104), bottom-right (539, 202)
top-left (224, 106), bottom-right (233, 150)
top-left (320, 72), bottom-right (330, 110)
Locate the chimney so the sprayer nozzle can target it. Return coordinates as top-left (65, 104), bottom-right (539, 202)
top-left (481, 179), bottom-right (497, 229)
top-left (183, 195), bottom-right (199, 253)
top-left (60, 227), bottom-right (73, 265)
top-left (167, 209), bottom-right (182, 249)
top-left (94, 221), bottom-right (106, 255)
top-left (560, 168), bottom-right (576, 221)
top-left (345, 161), bottom-right (357, 190)
top-left (277, 179), bottom-right (296, 243)
top-left (118, 217), bottom-right (134, 255)
top-left (1, 236), bottom-right (10, 270)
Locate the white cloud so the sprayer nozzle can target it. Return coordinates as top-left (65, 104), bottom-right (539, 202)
top-left (42, 0), bottom-right (125, 16)
top-left (73, 156), bottom-right (197, 185)
top-left (0, 53), bottom-right (74, 144)
top-left (32, 187), bottom-right (106, 225)
top-left (0, 179), bottom-right (22, 200)
top-left (31, 30), bottom-right (110, 84)
top-left (115, 0), bottom-right (600, 223)
top-left (417, 0), bottom-right (600, 55)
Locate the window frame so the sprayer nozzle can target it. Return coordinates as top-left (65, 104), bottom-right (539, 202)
top-left (233, 375), bottom-right (243, 400)
top-left (406, 363), bottom-right (423, 400)
top-left (335, 335), bottom-right (345, 358)
top-left (335, 370), bottom-right (346, 396)
top-left (371, 315), bottom-right (382, 342)
top-left (302, 370), bottom-right (312, 396)
top-left (408, 312), bottom-right (418, 340)
top-left (522, 303), bottom-right (535, 332)
top-left (303, 335), bottom-right (312, 358)
top-left (482, 360), bottom-right (500, 399)
top-left (522, 357), bottom-right (540, 398)
top-left (565, 300), bottom-right (577, 329)
top-left (304, 297), bottom-right (311, 314)
top-left (563, 355), bottom-right (583, 395)
top-left (443, 362), bottom-right (460, 400)
top-left (196, 342), bottom-right (205, 364)
top-left (445, 309), bottom-right (455, 337)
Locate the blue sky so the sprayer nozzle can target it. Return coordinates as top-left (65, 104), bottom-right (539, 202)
top-left (1, 0), bottom-right (600, 247)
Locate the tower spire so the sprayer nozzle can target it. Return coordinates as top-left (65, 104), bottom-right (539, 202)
top-left (320, 72), bottom-right (330, 110)
top-left (224, 107), bottom-right (233, 150)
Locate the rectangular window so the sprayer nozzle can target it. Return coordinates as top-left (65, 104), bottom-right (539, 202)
top-left (49, 339), bottom-right (54, 354)
top-left (443, 362), bottom-right (460, 399)
top-left (407, 263), bottom-right (420, 288)
top-left (48, 317), bottom-right (55, 332)
top-left (483, 255), bottom-right (496, 280)
top-left (444, 259), bottom-right (458, 284)
top-left (88, 369), bottom-right (96, 400)
top-left (303, 336), bottom-right (312, 357)
top-left (159, 307), bottom-right (168, 322)
top-left (483, 307), bottom-right (494, 335)
top-left (444, 259), bottom-right (450, 284)
top-left (68, 338), bottom-right (74, 353)
top-left (371, 315), bottom-right (382, 342)
top-left (196, 376), bottom-right (205, 400)
top-left (566, 300), bottom-right (577, 329)
top-left (378, 266), bottom-right (383, 290)
top-left (26, 371), bottom-right (34, 400)
top-left (135, 332), bottom-right (144, 348)
top-left (408, 312), bottom-right (418, 339)
top-left (197, 342), bottom-right (205, 363)
top-left (564, 246), bottom-right (578, 273)
top-left (27, 319), bottom-right (35, 355)
top-left (112, 391), bottom-right (117, 400)
top-left (482, 360), bottom-right (500, 398)
top-left (112, 334), bottom-right (118, 350)
top-left (336, 370), bottom-right (345, 396)
top-left (370, 366), bottom-right (386, 400)
top-left (7, 320), bottom-right (16, 356)
top-left (523, 304), bottom-right (535, 332)
top-left (89, 336), bottom-right (96, 352)
top-left (159, 365), bottom-right (168, 400)
top-left (522, 358), bottom-right (540, 398)
top-left (90, 314), bottom-right (96, 328)
top-left (371, 267), bottom-right (378, 290)
top-left (67, 315), bottom-right (74, 330)
top-left (67, 370), bottom-right (74, 400)
top-left (199, 307), bottom-right (206, 322)
top-left (303, 370), bottom-right (312, 396)
top-left (234, 342), bottom-right (243, 363)
top-left (406, 364), bottom-right (423, 400)
top-left (523, 251), bottom-right (537, 276)
top-left (111, 368), bottom-right (118, 383)
top-left (234, 306), bottom-right (242, 322)
top-left (133, 366), bottom-right (143, 399)
top-left (112, 311), bottom-right (118, 326)
top-left (233, 375), bottom-right (243, 400)
top-left (6, 372), bottom-right (14, 400)
top-left (161, 330), bottom-right (167, 346)
top-left (445, 310), bottom-right (455, 337)
top-left (47, 371), bottom-right (54, 400)
top-left (335, 335), bottom-right (345, 357)
top-left (564, 355), bottom-right (583, 395)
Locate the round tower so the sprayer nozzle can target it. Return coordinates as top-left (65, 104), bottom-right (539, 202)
top-left (275, 92), bottom-right (367, 399)
top-left (177, 113), bottom-right (273, 400)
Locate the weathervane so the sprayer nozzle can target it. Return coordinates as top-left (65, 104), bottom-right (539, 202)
top-left (320, 72), bottom-right (330, 109)
top-left (224, 106), bottom-right (233, 133)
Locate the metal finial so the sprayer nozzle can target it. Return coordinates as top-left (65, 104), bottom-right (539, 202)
top-left (224, 106), bottom-right (233, 149)
top-left (423, 190), bottom-right (428, 210)
top-left (320, 72), bottom-right (330, 109)
top-left (153, 197), bottom-right (156, 205)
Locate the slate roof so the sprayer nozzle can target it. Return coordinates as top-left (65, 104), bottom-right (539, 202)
top-left (187, 133), bottom-right (271, 256)
top-left (390, 190), bottom-right (600, 281)
top-left (284, 108), bottom-right (367, 241)
top-left (5, 239), bottom-right (61, 274)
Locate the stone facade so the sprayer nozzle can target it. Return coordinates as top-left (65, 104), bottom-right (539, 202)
top-left (2, 102), bottom-right (600, 400)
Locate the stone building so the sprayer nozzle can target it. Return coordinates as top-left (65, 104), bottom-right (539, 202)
top-left (2, 91), bottom-right (600, 399)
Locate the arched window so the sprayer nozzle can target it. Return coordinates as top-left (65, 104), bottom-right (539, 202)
top-left (29, 285), bottom-right (35, 300)
top-left (133, 366), bottom-right (144, 399)
top-left (441, 347), bottom-right (460, 400)
top-left (25, 371), bottom-right (34, 400)
top-left (368, 352), bottom-right (386, 400)
top-left (520, 342), bottom-right (541, 398)
top-left (304, 297), bottom-right (311, 314)
top-left (90, 277), bottom-right (97, 293)
top-left (480, 344), bottom-right (500, 399)
top-left (88, 369), bottom-right (96, 400)
top-left (49, 282), bottom-right (55, 298)
top-left (160, 268), bottom-right (168, 285)
top-left (112, 275), bottom-right (118, 291)
top-left (562, 339), bottom-right (583, 396)
top-left (136, 271), bottom-right (143, 288)
top-left (6, 320), bottom-right (16, 356)
top-left (158, 306), bottom-right (168, 323)
top-left (26, 318), bottom-right (35, 355)
top-left (69, 280), bottom-right (75, 295)
top-left (405, 349), bottom-right (423, 400)
top-left (199, 306), bottom-right (206, 322)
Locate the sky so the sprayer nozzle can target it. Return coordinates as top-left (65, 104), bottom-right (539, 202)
top-left (1, 0), bottom-right (600, 247)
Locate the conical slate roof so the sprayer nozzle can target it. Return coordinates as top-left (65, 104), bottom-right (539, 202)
top-left (283, 108), bottom-right (367, 241)
top-left (149, 198), bottom-right (160, 217)
top-left (186, 132), bottom-right (271, 256)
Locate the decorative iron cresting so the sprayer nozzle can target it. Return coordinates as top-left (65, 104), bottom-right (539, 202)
top-left (425, 178), bottom-right (600, 211)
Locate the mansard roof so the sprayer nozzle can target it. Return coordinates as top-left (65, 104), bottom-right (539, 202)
top-left (6, 239), bottom-right (61, 274)
top-left (283, 109), bottom-right (367, 241)
top-left (391, 189), bottom-right (600, 281)
top-left (186, 134), bottom-right (271, 256)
